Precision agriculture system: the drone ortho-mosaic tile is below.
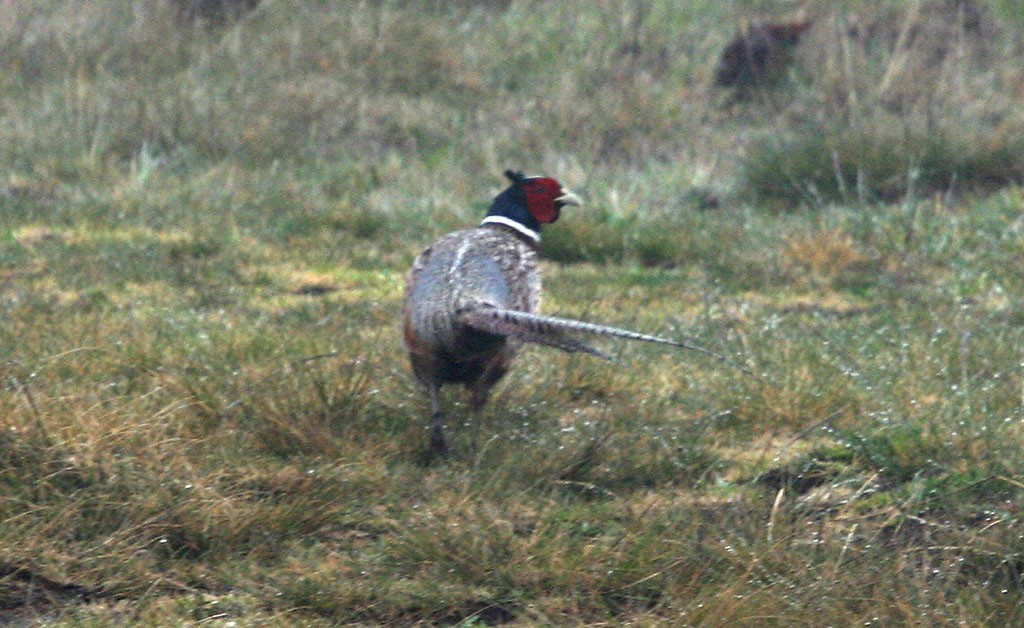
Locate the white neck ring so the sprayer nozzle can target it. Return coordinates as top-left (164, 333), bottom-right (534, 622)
top-left (480, 215), bottom-right (540, 244)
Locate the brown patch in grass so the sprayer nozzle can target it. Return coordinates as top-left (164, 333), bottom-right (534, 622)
top-left (13, 226), bottom-right (65, 247)
top-left (292, 281), bottom-right (338, 297)
top-left (782, 229), bottom-right (868, 278)
top-left (0, 563), bottom-right (112, 625)
top-left (780, 228), bottom-right (887, 292)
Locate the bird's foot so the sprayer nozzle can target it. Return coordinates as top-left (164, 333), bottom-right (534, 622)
top-left (429, 425), bottom-right (450, 459)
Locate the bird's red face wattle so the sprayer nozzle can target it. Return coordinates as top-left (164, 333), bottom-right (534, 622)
top-left (523, 177), bottom-right (581, 224)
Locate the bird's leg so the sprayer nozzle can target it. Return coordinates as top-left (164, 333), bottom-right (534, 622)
top-left (428, 383), bottom-right (449, 457)
top-left (468, 384), bottom-right (492, 457)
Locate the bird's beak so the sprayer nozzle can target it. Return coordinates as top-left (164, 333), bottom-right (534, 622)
top-left (555, 188), bottom-right (582, 207)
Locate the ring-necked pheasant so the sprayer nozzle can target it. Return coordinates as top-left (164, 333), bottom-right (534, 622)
top-left (402, 170), bottom-right (704, 457)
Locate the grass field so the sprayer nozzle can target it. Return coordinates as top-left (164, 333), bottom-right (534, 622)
top-left (3, 0), bottom-right (1024, 625)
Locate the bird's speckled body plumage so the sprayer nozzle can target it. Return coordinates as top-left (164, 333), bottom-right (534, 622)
top-left (403, 223), bottom-right (540, 390)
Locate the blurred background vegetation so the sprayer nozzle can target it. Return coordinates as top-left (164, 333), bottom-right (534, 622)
top-left (4, 0), bottom-right (1023, 201)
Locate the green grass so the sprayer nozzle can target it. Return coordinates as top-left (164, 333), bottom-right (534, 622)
top-left (2, 0), bottom-right (1024, 625)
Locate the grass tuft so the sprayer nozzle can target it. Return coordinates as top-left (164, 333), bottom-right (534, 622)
top-left (734, 1), bottom-right (1024, 206)
top-left (740, 118), bottom-right (1024, 205)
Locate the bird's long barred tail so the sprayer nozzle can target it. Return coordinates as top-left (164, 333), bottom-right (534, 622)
top-left (458, 305), bottom-right (735, 364)
top-left (459, 306), bottom-right (613, 360)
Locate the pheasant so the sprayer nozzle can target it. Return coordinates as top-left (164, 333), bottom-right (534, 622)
top-left (402, 170), bottom-right (705, 456)
top-left (715, 20), bottom-right (811, 92)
